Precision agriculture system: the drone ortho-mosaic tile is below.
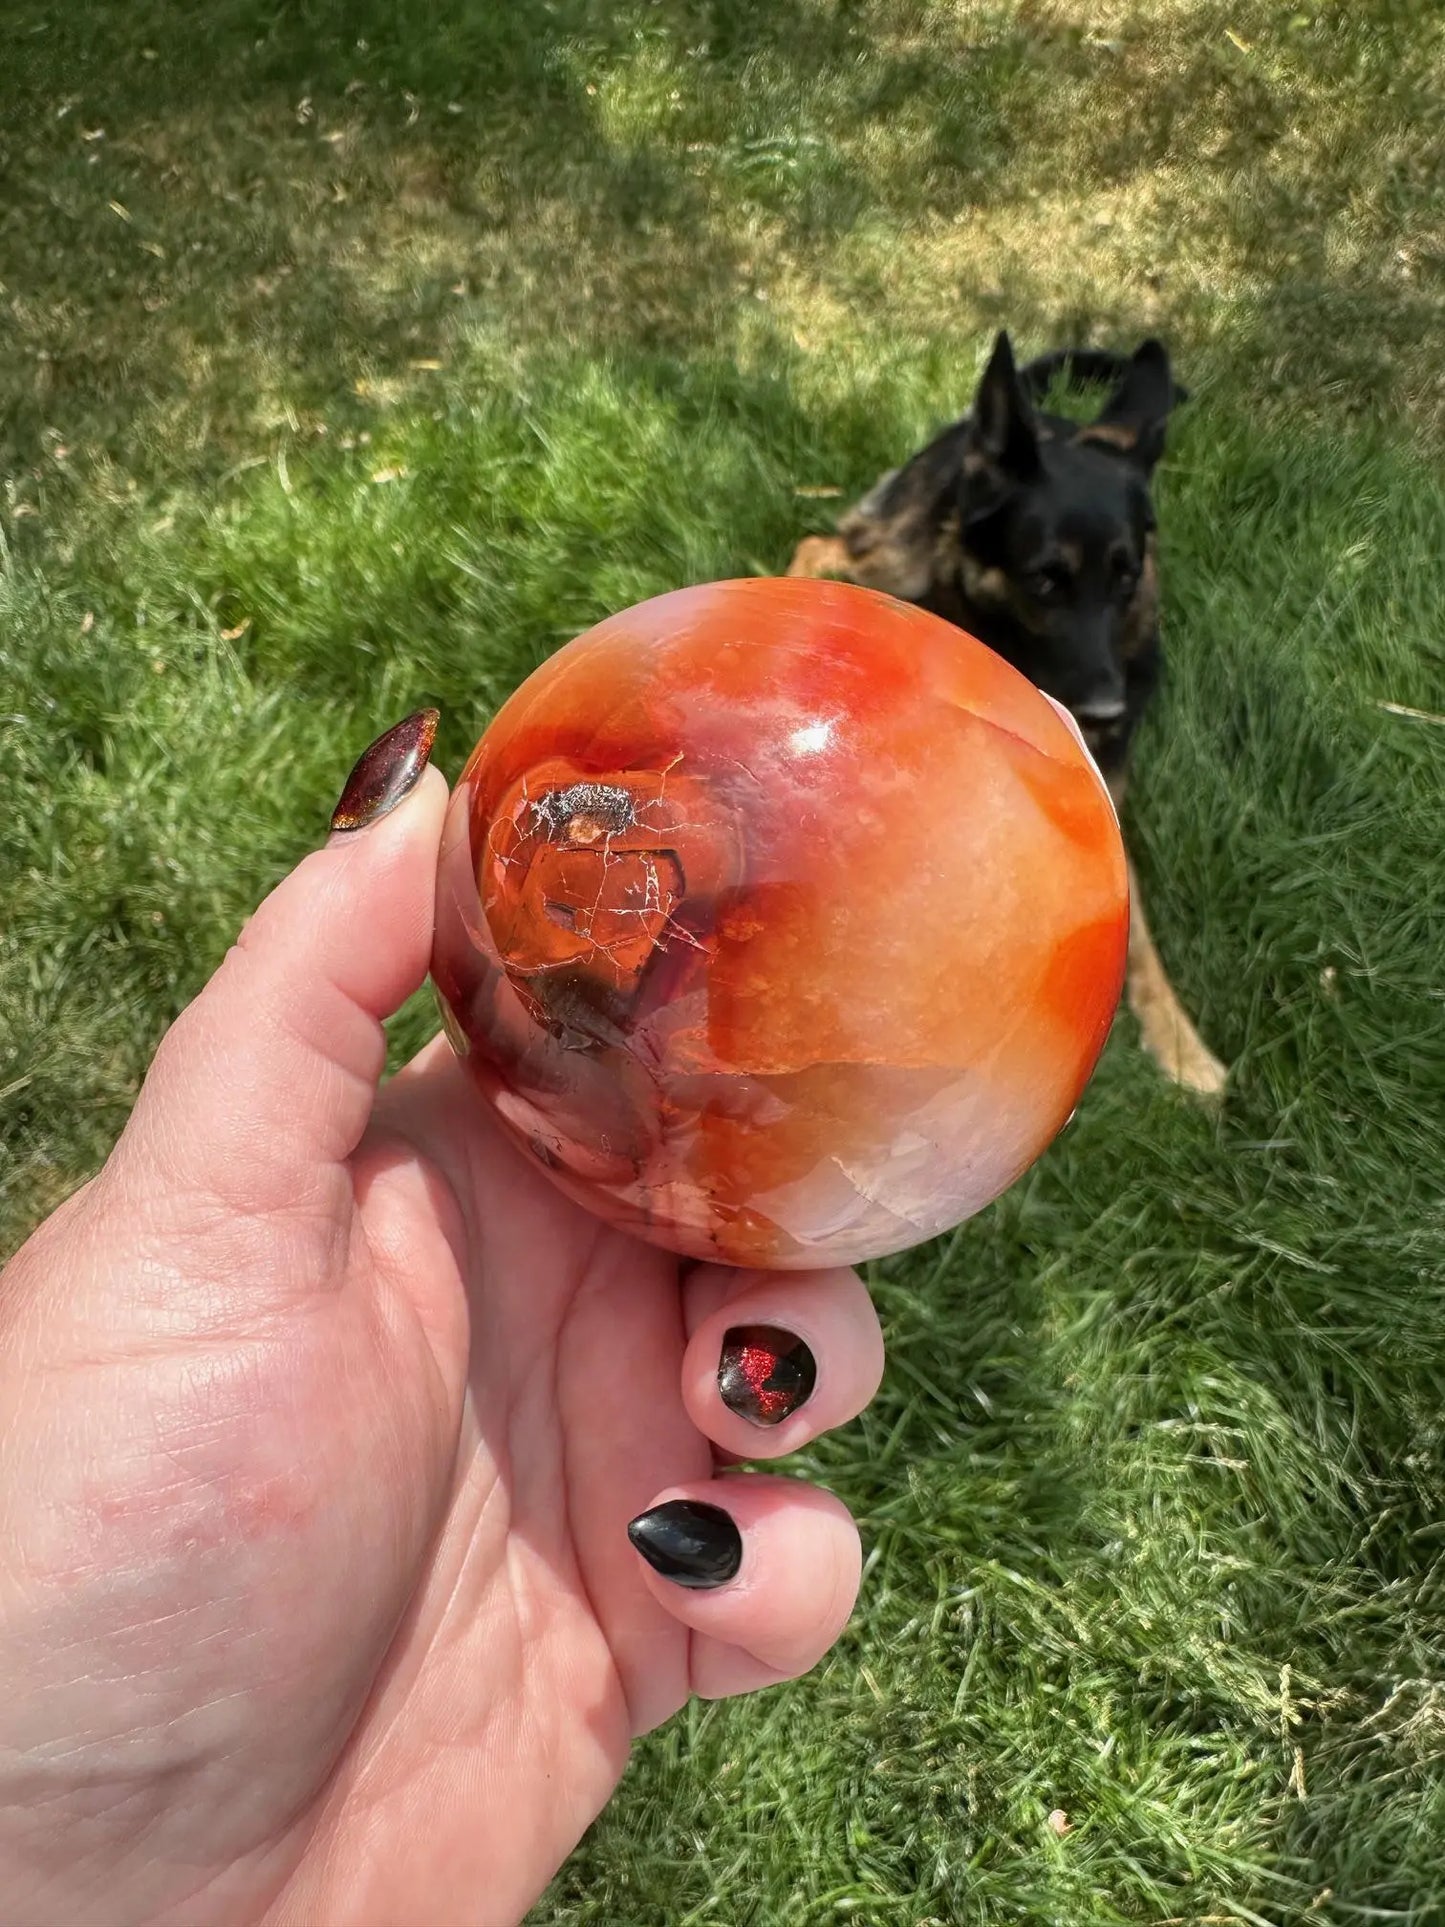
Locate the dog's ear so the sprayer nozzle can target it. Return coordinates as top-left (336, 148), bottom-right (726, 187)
top-left (966, 332), bottom-right (1042, 494)
top-left (1077, 339), bottom-right (1180, 471)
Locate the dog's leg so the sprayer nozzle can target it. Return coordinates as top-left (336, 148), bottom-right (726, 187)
top-left (1125, 858), bottom-right (1228, 1098)
top-left (786, 535), bottom-right (853, 579)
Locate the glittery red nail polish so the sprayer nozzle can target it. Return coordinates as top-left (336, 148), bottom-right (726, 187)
top-left (330, 708), bottom-right (439, 833)
top-left (717, 1324), bottom-right (817, 1427)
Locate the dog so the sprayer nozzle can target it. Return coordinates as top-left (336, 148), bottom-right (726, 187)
top-left (787, 331), bottom-right (1227, 1097)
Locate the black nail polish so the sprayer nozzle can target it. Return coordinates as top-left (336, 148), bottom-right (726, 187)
top-left (627, 1499), bottom-right (742, 1590)
top-left (330, 708), bottom-right (439, 833)
top-left (718, 1325), bottom-right (817, 1427)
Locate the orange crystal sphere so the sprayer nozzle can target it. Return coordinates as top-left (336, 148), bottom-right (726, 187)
top-left (431, 578), bottom-right (1127, 1268)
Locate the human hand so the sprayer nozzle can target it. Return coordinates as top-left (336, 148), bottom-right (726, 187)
top-left (0, 713), bottom-right (883, 1927)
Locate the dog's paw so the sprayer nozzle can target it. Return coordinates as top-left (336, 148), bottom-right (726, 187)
top-left (1157, 1032), bottom-right (1229, 1101)
top-left (786, 535), bottom-right (851, 579)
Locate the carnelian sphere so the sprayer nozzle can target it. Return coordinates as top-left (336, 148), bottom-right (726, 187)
top-left (431, 577), bottom-right (1127, 1268)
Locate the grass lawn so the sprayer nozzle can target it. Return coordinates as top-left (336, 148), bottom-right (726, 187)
top-left (4, 1), bottom-right (1445, 1920)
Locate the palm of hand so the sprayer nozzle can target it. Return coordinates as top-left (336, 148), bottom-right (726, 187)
top-left (282, 1037), bottom-right (708, 1923)
top-left (3, 1040), bottom-right (696, 1927)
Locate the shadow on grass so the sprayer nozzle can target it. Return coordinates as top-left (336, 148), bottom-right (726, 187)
top-left (2, 0), bottom-right (1441, 484)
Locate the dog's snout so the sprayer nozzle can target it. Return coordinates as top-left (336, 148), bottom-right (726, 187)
top-left (1074, 696), bottom-right (1127, 724)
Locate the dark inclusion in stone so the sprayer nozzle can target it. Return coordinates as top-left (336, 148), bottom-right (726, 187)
top-left (528, 783), bottom-right (637, 844)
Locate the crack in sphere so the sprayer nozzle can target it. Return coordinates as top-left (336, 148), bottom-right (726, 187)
top-left (431, 578), bottom-right (1128, 1269)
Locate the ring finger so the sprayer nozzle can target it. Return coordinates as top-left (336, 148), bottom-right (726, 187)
top-left (679, 1263), bottom-right (885, 1460)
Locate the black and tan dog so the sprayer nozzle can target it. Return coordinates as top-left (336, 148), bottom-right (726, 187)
top-left (788, 332), bottom-right (1226, 1096)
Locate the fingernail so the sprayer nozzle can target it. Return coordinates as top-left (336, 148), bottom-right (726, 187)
top-left (627, 1499), bottom-right (742, 1590)
top-left (718, 1324), bottom-right (817, 1427)
top-left (330, 708), bottom-right (439, 833)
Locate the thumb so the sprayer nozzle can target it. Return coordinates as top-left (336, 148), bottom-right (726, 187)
top-left (122, 711), bottom-right (448, 1207)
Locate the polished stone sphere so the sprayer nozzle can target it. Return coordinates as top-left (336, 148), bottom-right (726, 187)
top-left (431, 578), bottom-right (1127, 1268)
